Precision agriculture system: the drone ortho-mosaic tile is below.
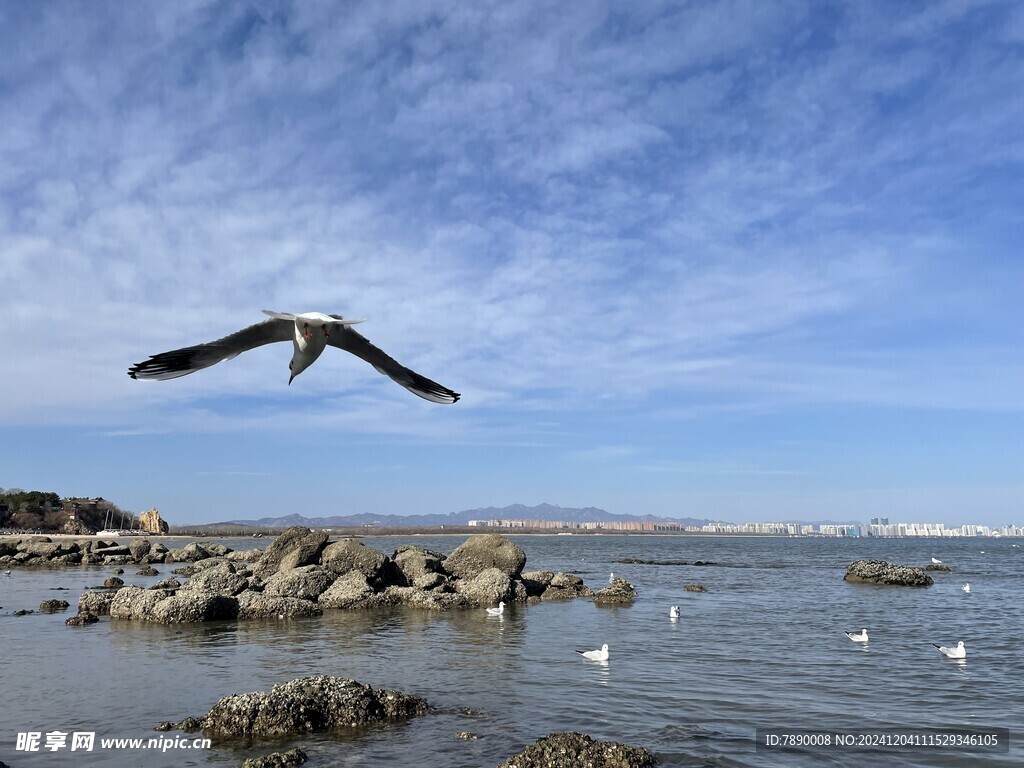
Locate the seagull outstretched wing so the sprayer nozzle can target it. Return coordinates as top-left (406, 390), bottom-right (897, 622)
top-left (128, 319), bottom-right (293, 380)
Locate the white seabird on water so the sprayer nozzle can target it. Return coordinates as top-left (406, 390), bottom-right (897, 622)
top-left (609, 572), bottom-right (615, 584)
top-left (845, 629), bottom-right (869, 643)
top-left (934, 640), bottom-right (966, 659)
top-left (576, 644), bottom-right (610, 661)
top-left (669, 605), bottom-right (680, 619)
top-left (128, 310), bottom-right (460, 403)
top-left (962, 583), bottom-right (971, 593)
top-left (2, 569), bottom-right (10, 577)
top-left (931, 557), bottom-right (943, 564)
top-left (485, 602), bottom-right (505, 616)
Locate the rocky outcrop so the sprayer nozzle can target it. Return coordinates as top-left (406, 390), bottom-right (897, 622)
top-left (65, 613), bottom-right (99, 626)
top-left (140, 507), bottom-right (169, 535)
top-left (443, 534), bottom-right (526, 580)
top-left (70, 531), bottom-right (590, 623)
top-left (39, 599), bottom-right (70, 612)
top-left (926, 564), bottom-right (952, 572)
top-left (241, 748), bottom-right (307, 768)
top-left (593, 578), bottom-right (637, 605)
top-left (844, 560), bottom-right (933, 587)
top-left (159, 676), bottom-right (427, 737)
top-left (0, 536), bottom-right (224, 569)
top-left (683, 584), bottom-right (707, 593)
top-left (497, 732), bottom-right (657, 768)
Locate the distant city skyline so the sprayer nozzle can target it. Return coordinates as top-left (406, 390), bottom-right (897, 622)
top-left (2, 3), bottom-right (1022, 526)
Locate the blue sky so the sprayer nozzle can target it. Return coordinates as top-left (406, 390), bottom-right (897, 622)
top-left (1, 1), bottom-right (1022, 526)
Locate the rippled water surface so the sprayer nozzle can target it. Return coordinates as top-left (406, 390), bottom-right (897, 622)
top-left (1, 535), bottom-right (1021, 767)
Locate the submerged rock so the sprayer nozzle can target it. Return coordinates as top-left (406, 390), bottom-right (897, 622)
top-left (39, 599), bottom-right (70, 613)
top-left (540, 573), bottom-right (593, 601)
top-left (593, 578), bottom-right (637, 605)
top-left (926, 564), bottom-right (952, 572)
top-left (241, 748), bottom-right (308, 768)
top-left (844, 560), bottom-right (933, 587)
top-left (103, 576), bottom-right (125, 589)
top-left (136, 566), bottom-right (160, 576)
top-left (65, 613), bottom-right (99, 626)
top-left (498, 731), bottom-right (657, 768)
top-left (683, 584), bottom-right (707, 593)
top-left (162, 676), bottom-right (428, 737)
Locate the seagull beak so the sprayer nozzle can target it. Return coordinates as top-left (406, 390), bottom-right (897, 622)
top-left (288, 373), bottom-right (295, 385)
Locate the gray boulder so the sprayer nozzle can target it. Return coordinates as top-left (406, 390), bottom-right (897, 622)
top-left (65, 613), bottom-right (99, 626)
top-left (150, 593), bottom-right (239, 623)
top-left (227, 548), bottom-right (263, 562)
top-left (497, 731), bottom-right (657, 768)
top-left (110, 586), bottom-right (170, 620)
top-left (236, 592), bottom-right (323, 620)
top-left (520, 570), bottom-right (555, 597)
top-left (162, 675), bottom-right (428, 737)
top-left (180, 562), bottom-right (248, 596)
top-left (593, 578), bottom-right (637, 605)
top-left (21, 541), bottom-right (61, 558)
top-left (684, 584), bottom-right (707, 592)
top-left (263, 565), bottom-right (334, 601)
top-left (253, 527), bottom-right (329, 578)
top-left (442, 534), bottom-right (526, 580)
top-left (129, 539), bottom-right (152, 562)
top-left (393, 545), bottom-right (444, 583)
top-left (844, 560), bottom-right (934, 587)
top-left (103, 576), bottom-right (125, 589)
top-left (137, 566), bottom-right (160, 576)
top-left (375, 586), bottom-right (470, 611)
top-left (172, 557), bottom-right (232, 577)
top-left (321, 540), bottom-right (388, 578)
top-left (150, 577), bottom-right (182, 591)
top-left (78, 590), bottom-right (115, 616)
top-left (541, 573), bottom-right (593, 600)
top-left (454, 567), bottom-right (514, 605)
top-left (317, 571), bottom-right (374, 609)
top-left (39, 599), bottom-right (70, 613)
top-left (241, 748), bottom-right (307, 768)
top-left (95, 545), bottom-right (132, 557)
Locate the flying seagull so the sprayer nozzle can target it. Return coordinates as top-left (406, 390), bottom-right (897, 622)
top-left (845, 629), bottom-right (869, 643)
top-left (577, 643), bottom-right (610, 661)
top-left (934, 640), bottom-right (966, 659)
top-left (485, 602), bottom-right (505, 616)
top-left (128, 311), bottom-right (460, 403)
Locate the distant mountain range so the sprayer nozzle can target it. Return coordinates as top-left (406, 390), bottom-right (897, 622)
top-left (212, 503), bottom-right (863, 530)
top-left (215, 503), bottom-right (712, 529)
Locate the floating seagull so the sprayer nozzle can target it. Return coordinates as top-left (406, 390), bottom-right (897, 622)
top-left (128, 310), bottom-right (460, 403)
top-left (669, 605), bottom-right (680, 619)
top-left (2, 569), bottom-right (10, 577)
top-left (931, 557), bottom-right (943, 564)
top-left (962, 583), bottom-right (971, 593)
top-left (576, 644), bottom-right (610, 661)
top-left (845, 629), bottom-right (869, 643)
top-left (934, 640), bottom-right (966, 659)
top-left (609, 572), bottom-right (615, 584)
top-left (485, 602), bottom-right (505, 616)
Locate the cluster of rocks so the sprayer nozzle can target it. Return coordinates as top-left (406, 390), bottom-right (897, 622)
top-left (926, 563), bottom-right (952, 572)
top-left (617, 558), bottom-right (715, 567)
top-left (0, 536), bottom-right (234, 568)
top-left (155, 678), bottom-right (657, 768)
top-left (158, 676), bottom-right (427, 737)
top-left (68, 529), bottom-right (605, 625)
top-left (844, 559), bottom-right (934, 587)
top-left (498, 732), bottom-right (657, 768)
top-left (593, 578), bottom-right (638, 605)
